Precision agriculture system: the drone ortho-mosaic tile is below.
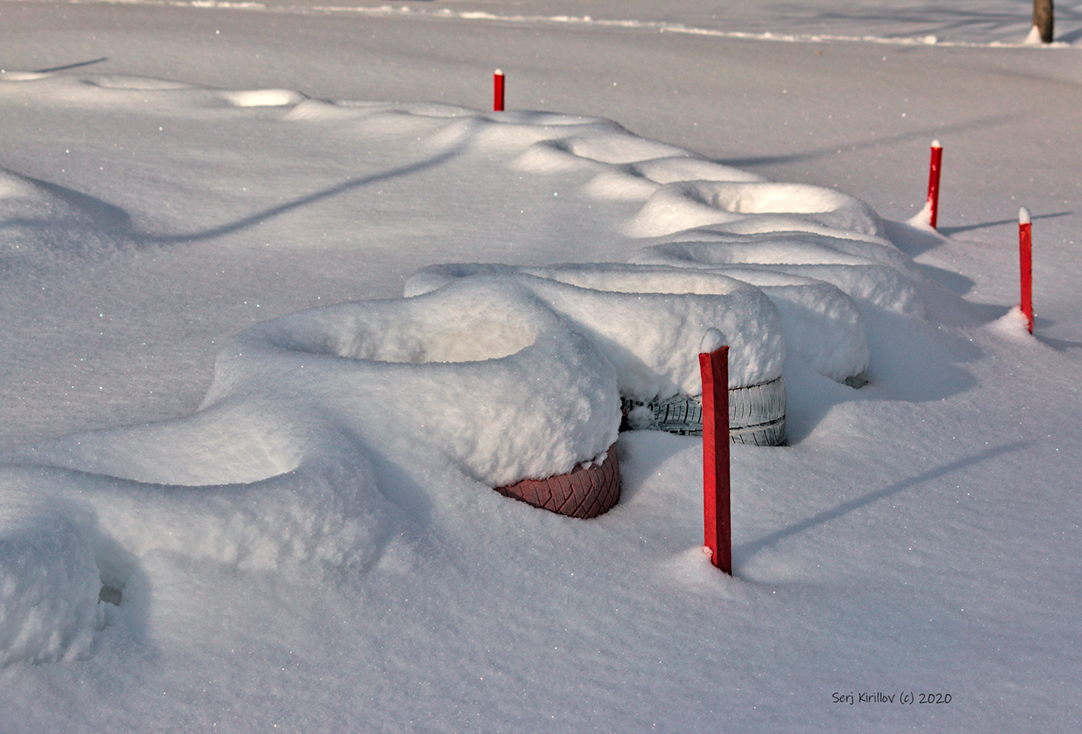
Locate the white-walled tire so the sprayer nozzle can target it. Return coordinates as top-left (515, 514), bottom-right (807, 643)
top-left (621, 376), bottom-right (786, 446)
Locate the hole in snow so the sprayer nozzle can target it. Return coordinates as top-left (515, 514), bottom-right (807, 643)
top-left (99, 584), bottom-right (123, 606)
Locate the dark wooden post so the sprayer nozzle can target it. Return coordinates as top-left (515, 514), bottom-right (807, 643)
top-left (1033, 0), bottom-right (1054, 44)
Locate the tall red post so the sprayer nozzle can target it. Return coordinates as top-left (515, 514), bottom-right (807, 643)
top-left (1019, 207), bottom-right (1034, 334)
top-left (699, 346), bottom-right (732, 575)
top-left (493, 69), bottom-right (505, 112)
top-left (927, 140), bottom-right (943, 229)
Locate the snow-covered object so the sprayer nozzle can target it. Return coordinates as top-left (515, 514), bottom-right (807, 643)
top-left (0, 497), bottom-right (102, 667)
top-left (5, 11), bottom-right (1082, 729)
top-left (634, 230), bottom-right (919, 272)
top-left (405, 264), bottom-right (785, 399)
top-left (1, 279), bottom-right (626, 666)
top-left (580, 156), bottom-right (766, 200)
top-left (624, 181), bottom-right (886, 239)
top-left (700, 327), bottom-right (727, 354)
top-left (695, 268), bottom-right (870, 384)
top-left (633, 238), bottom-right (926, 318)
top-left (204, 278), bottom-right (620, 487)
top-left (0, 445), bottom-right (400, 666)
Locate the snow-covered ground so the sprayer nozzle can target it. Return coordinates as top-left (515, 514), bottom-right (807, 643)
top-left (2, 1), bottom-right (1081, 731)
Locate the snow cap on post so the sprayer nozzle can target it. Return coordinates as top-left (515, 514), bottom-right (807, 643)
top-left (700, 327), bottom-right (726, 355)
top-left (493, 69), bottom-right (505, 112)
top-left (699, 336), bottom-right (731, 576)
top-left (1019, 206), bottom-right (1034, 334)
top-left (926, 140), bottom-right (943, 229)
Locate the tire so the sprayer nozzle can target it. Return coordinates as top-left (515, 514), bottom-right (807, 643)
top-left (621, 376), bottom-right (786, 446)
top-left (494, 445), bottom-right (621, 518)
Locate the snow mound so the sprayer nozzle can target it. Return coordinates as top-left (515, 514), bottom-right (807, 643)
top-left (0, 169), bottom-right (125, 260)
top-left (407, 261), bottom-right (871, 386)
top-left (625, 181), bottom-right (886, 239)
top-left (2, 280), bottom-right (627, 655)
top-left (20, 279), bottom-right (620, 492)
top-left (698, 269), bottom-right (870, 384)
top-left (205, 277), bottom-right (621, 486)
top-left (405, 264), bottom-right (785, 398)
top-left (633, 237), bottom-right (926, 318)
top-left (220, 89), bottom-right (306, 108)
top-left (583, 156), bottom-right (766, 200)
top-left (0, 501), bottom-right (102, 667)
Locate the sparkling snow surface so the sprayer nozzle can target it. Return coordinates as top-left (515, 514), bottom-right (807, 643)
top-left (2, 2), bottom-right (1082, 732)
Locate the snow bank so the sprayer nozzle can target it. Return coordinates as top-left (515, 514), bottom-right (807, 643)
top-left (2, 278), bottom-right (627, 669)
top-left (700, 269), bottom-right (870, 384)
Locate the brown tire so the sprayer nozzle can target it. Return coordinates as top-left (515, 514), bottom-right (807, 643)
top-left (494, 445), bottom-right (620, 518)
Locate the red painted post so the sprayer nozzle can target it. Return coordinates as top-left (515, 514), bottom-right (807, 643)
top-left (699, 346), bottom-right (732, 575)
top-left (493, 69), bottom-right (505, 112)
top-left (1019, 207), bottom-right (1034, 334)
top-left (927, 140), bottom-right (943, 229)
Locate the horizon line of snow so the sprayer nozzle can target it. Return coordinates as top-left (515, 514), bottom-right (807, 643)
top-left (34, 0), bottom-right (1079, 50)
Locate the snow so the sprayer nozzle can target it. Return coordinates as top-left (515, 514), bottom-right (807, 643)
top-left (3, 1), bottom-right (1082, 731)
top-left (405, 264), bottom-right (787, 394)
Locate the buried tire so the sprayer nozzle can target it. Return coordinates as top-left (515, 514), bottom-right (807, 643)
top-left (494, 445), bottom-right (621, 518)
top-left (622, 375), bottom-right (786, 446)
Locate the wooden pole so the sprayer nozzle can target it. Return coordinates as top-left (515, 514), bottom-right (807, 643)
top-left (1020, 208), bottom-right (1034, 334)
top-left (699, 346), bottom-right (731, 575)
top-left (927, 141), bottom-right (943, 229)
top-left (1033, 0), bottom-right (1054, 44)
top-left (493, 69), bottom-right (505, 111)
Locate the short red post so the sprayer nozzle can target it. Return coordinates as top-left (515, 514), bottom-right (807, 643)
top-left (699, 345), bottom-right (732, 575)
top-left (1019, 207), bottom-right (1034, 334)
top-left (927, 140), bottom-right (943, 229)
top-left (493, 69), bottom-right (505, 112)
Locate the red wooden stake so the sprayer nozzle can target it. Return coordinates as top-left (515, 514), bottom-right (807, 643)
top-left (699, 346), bottom-right (732, 575)
top-left (927, 140), bottom-right (943, 229)
top-left (1019, 207), bottom-right (1034, 334)
top-left (493, 69), bottom-right (505, 112)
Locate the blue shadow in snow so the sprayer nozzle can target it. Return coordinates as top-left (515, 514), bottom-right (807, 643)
top-left (735, 440), bottom-right (1030, 560)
